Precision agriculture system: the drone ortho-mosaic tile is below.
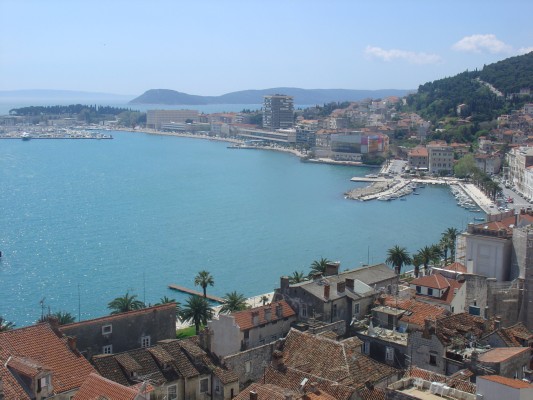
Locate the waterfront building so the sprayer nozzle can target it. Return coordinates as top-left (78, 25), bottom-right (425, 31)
top-left (60, 303), bottom-right (177, 360)
top-left (475, 153), bottom-right (502, 175)
top-left (408, 146), bottom-right (429, 171)
top-left (262, 95), bottom-right (294, 130)
top-left (146, 109), bottom-right (200, 129)
top-left (427, 140), bottom-right (454, 175)
top-left (235, 126), bottom-right (297, 145)
top-left (314, 130), bottom-right (389, 162)
top-left (207, 300), bottom-right (296, 358)
top-left (507, 146), bottom-right (533, 197)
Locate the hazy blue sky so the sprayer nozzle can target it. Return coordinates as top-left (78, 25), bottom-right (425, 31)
top-left (1, 0), bottom-right (532, 96)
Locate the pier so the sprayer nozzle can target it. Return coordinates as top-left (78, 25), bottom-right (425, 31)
top-left (168, 284), bottom-right (226, 303)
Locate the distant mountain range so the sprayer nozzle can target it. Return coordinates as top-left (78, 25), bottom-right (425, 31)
top-left (129, 87), bottom-right (413, 105)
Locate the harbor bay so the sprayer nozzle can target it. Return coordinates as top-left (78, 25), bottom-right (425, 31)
top-left (0, 131), bottom-right (474, 326)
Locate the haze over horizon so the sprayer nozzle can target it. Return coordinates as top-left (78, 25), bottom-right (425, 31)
top-left (1, 0), bottom-right (532, 97)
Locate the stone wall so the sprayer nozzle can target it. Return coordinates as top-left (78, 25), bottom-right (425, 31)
top-left (486, 279), bottom-right (522, 327)
top-left (407, 330), bottom-right (445, 375)
top-left (222, 341), bottom-right (279, 388)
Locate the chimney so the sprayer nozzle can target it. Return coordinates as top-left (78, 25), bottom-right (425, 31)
top-left (264, 307), bottom-right (272, 321)
top-left (324, 262), bottom-right (340, 276)
top-left (324, 284), bottom-right (330, 299)
top-left (345, 278), bottom-right (354, 291)
top-left (309, 382), bottom-right (319, 394)
top-left (337, 281), bottom-right (346, 294)
top-left (276, 303), bottom-right (283, 318)
top-left (280, 276), bottom-right (290, 292)
top-left (249, 391), bottom-right (258, 400)
top-left (252, 311), bottom-right (260, 326)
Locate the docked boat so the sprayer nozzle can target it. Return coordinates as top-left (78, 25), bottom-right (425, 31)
top-left (377, 195), bottom-right (391, 201)
top-left (21, 132), bottom-right (32, 141)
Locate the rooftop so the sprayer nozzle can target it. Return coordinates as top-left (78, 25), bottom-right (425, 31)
top-left (477, 347), bottom-right (530, 363)
top-left (478, 375), bottom-right (533, 389)
top-left (231, 300), bottom-right (296, 331)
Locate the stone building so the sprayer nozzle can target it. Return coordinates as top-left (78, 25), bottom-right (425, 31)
top-left (60, 303), bottom-right (177, 360)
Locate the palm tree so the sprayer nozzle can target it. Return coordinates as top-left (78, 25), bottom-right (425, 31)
top-left (0, 316), bottom-right (15, 332)
top-left (385, 245), bottom-right (412, 275)
top-left (156, 296), bottom-right (181, 316)
top-left (412, 253), bottom-right (423, 278)
top-left (289, 270), bottom-right (306, 284)
top-left (430, 244), bottom-right (443, 267)
top-left (194, 270), bottom-right (214, 298)
top-left (417, 246), bottom-right (434, 276)
top-left (309, 257), bottom-right (331, 276)
top-left (179, 295), bottom-right (214, 335)
top-left (219, 291), bottom-right (248, 314)
top-left (444, 227), bottom-right (459, 263)
top-left (107, 292), bottom-right (145, 315)
top-left (260, 295), bottom-right (270, 306)
top-left (439, 235), bottom-right (450, 266)
top-left (38, 311), bottom-right (76, 325)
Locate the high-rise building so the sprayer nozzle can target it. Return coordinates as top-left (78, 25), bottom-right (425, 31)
top-left (262, 95), bottom-right (294, 129)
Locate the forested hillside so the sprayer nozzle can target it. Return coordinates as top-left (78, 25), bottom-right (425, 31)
top-left (403, 52), bottom-right (532, 123)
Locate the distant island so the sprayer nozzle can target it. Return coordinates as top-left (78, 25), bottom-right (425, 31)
top-left (129, 87), bottom-right (413, 105)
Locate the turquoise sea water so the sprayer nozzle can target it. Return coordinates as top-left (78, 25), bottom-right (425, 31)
top-left (0, 132), bottom-right (474, 326)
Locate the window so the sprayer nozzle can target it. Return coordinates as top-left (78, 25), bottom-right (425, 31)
top-left (416, 286), bottom-right (421, 294)
top-left (332, 304), bottom-right (337, 318)
top-left (102, 324), bottom-right (112, 335)
top-left (363, 341), bottom-right (370, 355)
top-left (428, 288), bottom-right (433, 296)
top-left (301, 304), bottom-right (307, 317)
top-left (200, 377), bottom-right (209, 393)
top-left (102, 345), bottom-right (113, 354)
top-left (244, 330), bottom-right (250, 340)
top-left (245, 361), bottom-right (251, 373)
top-left (141, 335), bottom-right (151, 348)
top-left (167, 385), bottom-right (177, 400)
top-left (353, 303), bottom-right (360, 315)
top-left (429, 352), bottom-right (437, 366)
top-left (385, 346), bottom-right (394, 361)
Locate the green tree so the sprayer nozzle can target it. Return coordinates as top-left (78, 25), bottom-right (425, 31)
top-left (260, 295), bottom-right (270, 306)
top-left (385, 246), bottom-right (412, 275)
top-left (430, 244), bottom-right (443, 267)
top-left (454, 154), bottom-right (479, 178)
top-left (289, 270), bottom-right (306, 284)
top-left (107, 292), bottom-right (145, 315)
top-left (219, 291), bottom-right (248, 314)
top-left (439, 236), bottom-right (450, 266)
top-left (179, 295), bottom-right (213, 335)
top-left (416, 246), bottom-right (435, 276)
top-left (443, 227), bottom-right (459, 262)
top-left (309, 257), bottom-right (331, 276)
top-left (194, 270), bottom-right (214, 298)
top-left (412, 253), bottom-right (423, 278)
top-left (0, 316), bottom-right (15, 332)
top-left (39, 311), bottom-right (76, 325)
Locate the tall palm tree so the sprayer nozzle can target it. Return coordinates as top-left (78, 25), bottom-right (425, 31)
top-left (385, 245), bottom-right (412, 275)
top-left (0, 316), bottom-right (15, 332)
top-left (412, 253), bottom-right (423, 278)
top-left (194, 270), bottom-right (214, 298)
top-left (219, 291), bottom-right (248, 314)
top-left (289, 270), bottom-right (306, 284)
top-left (309, 257), bottom-right (331, 276)
top-left (179, 295), bottom-right (214, 335)
top-left (107, 292), bottom-right (145, 315)
top-left (430, 244), bottom-right (443, 267)
top-left (439, 235), bottom-right (450, 266)
top-left (417, 246), bottom-right (434, 276)
top-left (444, 227), bottom-right (459, 263)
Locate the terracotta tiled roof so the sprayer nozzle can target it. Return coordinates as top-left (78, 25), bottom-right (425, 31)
top-left (411, 274), bottom-right (446, 289)
top-left (281, 329), bottom-right (397, 389)
top-left (434, 313), bottom-right (492, 346)
top-left (0, 323), bottom-right (96, 396)
top-left (478, 374), bottom-right (533, 389)
top-left (379, 296), bottom-right (448, 327)
top-left (232, 301), bottom-right (296, 331)
top-left (502, 322), bottom-right (533, 343)
top-left (444, 262), bottom-right (467, 273)
top-left (471, 213), bottom-right (533, 235)
top-left (73, 372), bottom-right (153, 400)
top-left (213, 366), bottom-right (239, 384)
top-left (356, 385), bottom-right (387, 400)
top-left (233, 383), bottom-right (297, 400)
top-left (408, 146), bottom-right (428, 157)
top-left (6, 356), bottom-right (50, 378)
top-left (477, 347), bottom-right (530, 363)
top-left (0, 347), bottom-right (31, 399)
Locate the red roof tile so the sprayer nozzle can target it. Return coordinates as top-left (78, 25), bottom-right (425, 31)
top-left (73, 373), bottom-right (153, 400)
top-left (478, 375), bottom-right (533, 389)
top-left (0, 323), bottom-right (96, 397)
top-left (232, 301), bottom-right (295, 331)
top-left (379, 296), bottom-right (448, 327)
top-left (478, 347), bottom-right (530, 363)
